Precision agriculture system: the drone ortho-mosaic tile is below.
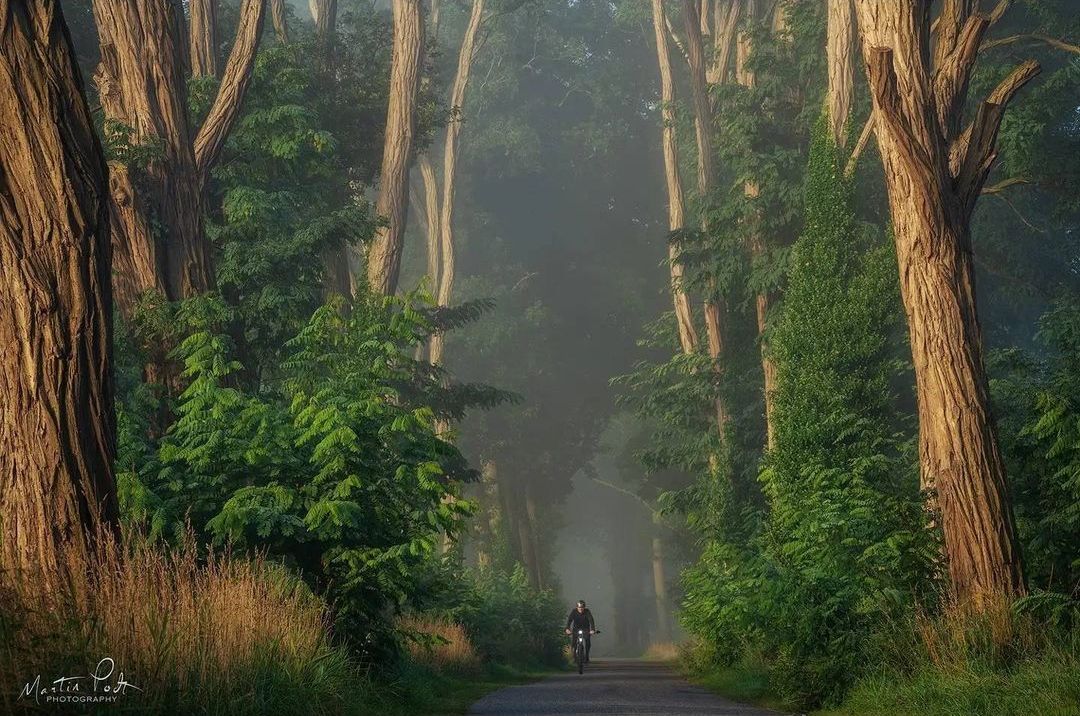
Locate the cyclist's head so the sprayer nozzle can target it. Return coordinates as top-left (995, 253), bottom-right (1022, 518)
top-left (576, 600), bottom-right (586, 611)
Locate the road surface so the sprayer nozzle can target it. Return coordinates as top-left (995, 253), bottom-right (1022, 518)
top-left (467, 660), bottom-right (789, 716)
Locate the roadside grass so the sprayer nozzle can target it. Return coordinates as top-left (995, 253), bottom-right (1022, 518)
top-left (0, 535), bottom-right (559, 716)
top-left (681, 596), bottom-right (1080, 716)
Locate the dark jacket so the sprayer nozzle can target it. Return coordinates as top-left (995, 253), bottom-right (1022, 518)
top-left (566, 607), bottom-right (595, 633)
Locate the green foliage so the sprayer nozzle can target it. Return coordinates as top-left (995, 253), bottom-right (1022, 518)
top-left (118, 291), bottom-right (494, 656)
top-left (427, 563), bottom-right (566, 668)
top-left (991, 299), bottom-right (1080, 591)
top-left (678, 119), bottom-right (935, 709)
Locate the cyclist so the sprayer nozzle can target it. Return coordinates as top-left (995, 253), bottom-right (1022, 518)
top-left (564, 600), bottom-right (596, 663)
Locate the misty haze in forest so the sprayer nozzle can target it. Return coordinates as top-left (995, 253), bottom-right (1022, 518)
top-left (2, 1), bottom-right (1079, 715)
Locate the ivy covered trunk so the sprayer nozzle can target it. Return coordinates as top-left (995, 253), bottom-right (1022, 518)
top-left (855, 0), bottom-right (1036, 605)
top-left (0, 0), bottom-right (119, 588)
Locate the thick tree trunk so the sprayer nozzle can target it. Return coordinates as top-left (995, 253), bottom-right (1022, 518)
top-left (650, 0), bottom-right (699, 355)
top-left (93, 0), bottom-right (210, 312)
top-left (366, 0), bottom-right (425, 295)
top-left (93, 0), bottom-right (266, 315)
top-left (524, 487), bottom-right (543, 590)
top-left (189, 0), bottom-right (218, 78)
top-left (0, 0), bottom-right (119, 589)
top-left (827, 0), bottom-right (855, 146)
top-left (855, 0), bottom-right (1035, 605)
top-left (428, 0), bottom-right (484, 366)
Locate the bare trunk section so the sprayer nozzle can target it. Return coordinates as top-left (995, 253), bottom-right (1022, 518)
top-left (650, 0), bottom-right (699, 354)
top-left (651, 535), bottom-right (671, 642)
top-left (189, 0), bottom-right (218, 78)
top-left (418, 154), bottom-right (442, 293)
top-left (365, 0), bottom-right (424, 295)
top-left (854, 0), bottom-right (1033, 605)
top-left (271, 0), bottom-right (288, 43)
top-left (827, 0), bottom-right (855, 146)
top-left (524, 487), bottom-right (544, 590)
top-left (93, 0), bottom-right (266, 315)
top-left (0, 0), bottom-right (119, 589)
top-left (428, 0), bottom-right (485, 367)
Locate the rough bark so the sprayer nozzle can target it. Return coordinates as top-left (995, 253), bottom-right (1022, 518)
top-left (189, 0), bottom-right (218, 78)
top-left (827, 0), bottom-right (856, 146)
top-left (0, 0), bottom-right (119, 588)
top-left (93, 0), bottom-right (209, 312)
top-left (366, 0), bottom-right (425, 295)
top-left (854, 0), bottom-right (1033, 605)
top-left (650, 0), bottom-right (699, 354)
top-left (193, 0), bottom-right (267, 177)
top-left (271, 0), bottom-right (288, 43)
top-left (428, 0), bottom-right (484, 366)
top-left (93, 0), bottom-right (266, 315)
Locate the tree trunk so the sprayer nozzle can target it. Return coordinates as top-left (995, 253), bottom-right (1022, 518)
top-left (524, 487), bottom-right (543, 590)
top-left (189, 0), bottom-right (218, 78)
top-left (650, 0), bottom-right (699, 355)
top-left (366, 0), bottom-right (425, 295)
top-left (93, 0), bottom-right (266, 316)
top-left (418, 154), bottom-right (442, 293)
top-left (271, 0), bottom-right (288, 43)
top-left (651, 535), bottom-right (671, 642)
top-left (683, 0), bottom-right (732, 437)
top-left (0, 0), bottom-right (119, 589)
top-left (827, 0), bottom-right (856, 146)
top-left (854, 0), bottom-right (1035, 605)
top-left (735, 0), bottom-right (777, 449)
top-left (428, 0), bottom-right (485, 366)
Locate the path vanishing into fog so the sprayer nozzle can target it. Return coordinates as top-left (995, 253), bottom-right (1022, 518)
top-left (467, 660), bottom-right (788, 716)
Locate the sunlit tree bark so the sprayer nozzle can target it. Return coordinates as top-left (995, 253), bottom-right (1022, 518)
top-left (271, 0), bottom-right (288, 43)
top-left (854, 0), bottom-right (1034, 606)
top-left (650, 0), bottom-right (699, 355)
top-left (428, 0), bottom-right (485, 366)
top-left (827, 0), bottom-right (855, 146)
top-left (0, 0), bottom-right (118, 589)
top-left (189, 0), bottom-right (218, 78)
top-left (366, 0), bottom-right (424, 295)
top-left (92, 0), bottom-right (266, 315)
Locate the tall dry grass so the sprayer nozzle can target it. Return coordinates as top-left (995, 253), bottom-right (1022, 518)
top-left (396, 614), bottom-right (481, 676)
top-left (0, 535), bottom-right (354, 715)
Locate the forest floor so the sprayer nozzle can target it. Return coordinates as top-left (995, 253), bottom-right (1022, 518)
top-left (466, 659), bottom-right (787, 715)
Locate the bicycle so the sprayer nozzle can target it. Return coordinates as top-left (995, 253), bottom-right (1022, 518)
top-left (569, 628), bottom-right (599, 674)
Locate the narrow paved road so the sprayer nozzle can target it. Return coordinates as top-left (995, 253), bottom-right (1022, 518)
top-left (467, 660), bottom-right (788, 716)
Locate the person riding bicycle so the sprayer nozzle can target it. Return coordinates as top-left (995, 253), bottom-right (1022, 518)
top-left (565, 600), bottom-right (596, 663)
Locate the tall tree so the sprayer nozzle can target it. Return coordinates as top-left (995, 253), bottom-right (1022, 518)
top-left (650, 0), bottom-right (699, 355)
top-left (0, 0), bottom-right (119, 588)
top-left (271, 0), bottom-right (288, 43)
top-left (92, 0), bottom-right (266, 316)
top-left (366, 0), bottom-right (425, 295)
top-left (854, 0), bottom-right (1034, 604)
top-left (428, 0), bottom-right (486, 367)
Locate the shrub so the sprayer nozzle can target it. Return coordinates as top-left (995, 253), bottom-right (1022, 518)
top-left (396, 614), bottom-right (482, 676)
